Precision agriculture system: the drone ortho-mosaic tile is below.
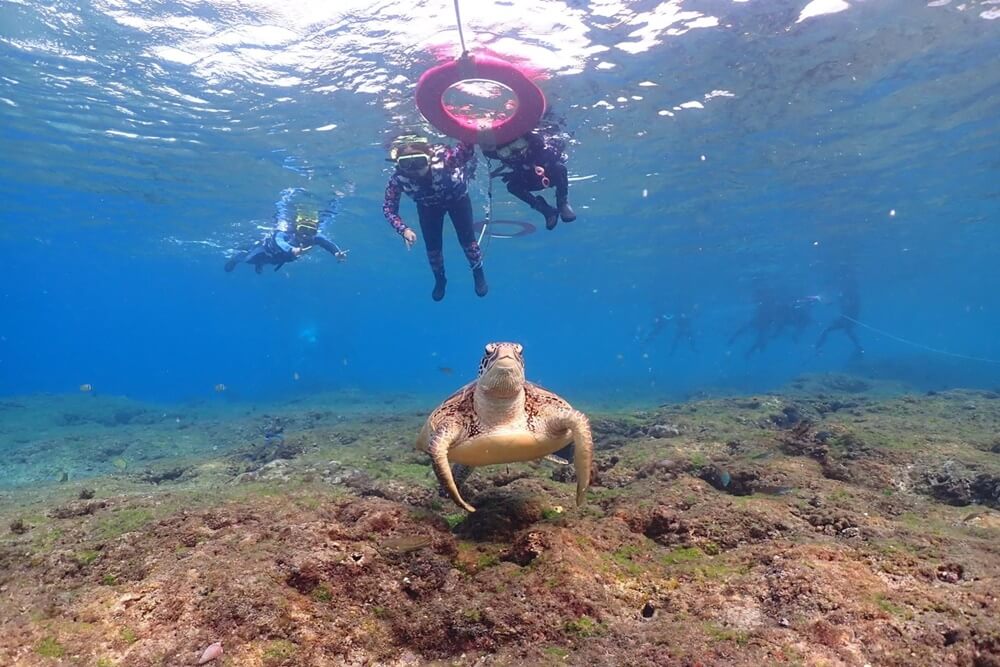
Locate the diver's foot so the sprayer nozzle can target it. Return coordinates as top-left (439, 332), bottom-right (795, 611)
top-left (224, 259), bottom-right (238, 272)
top-left (544, 210), bottom-right (559, 230)
top-left (559, 201), bottom-right (576, 222)
top-left (534, 196), bottom-right (559, 230)
top-left (432, 272), bottom-right (447, 301)
top-left (473, 267), bottom-right (488, 297)
top-left (254, 263), bottom-right (263, 274)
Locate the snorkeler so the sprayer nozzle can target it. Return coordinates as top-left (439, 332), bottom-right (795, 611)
top-left (482, 123), bottom-right (575, 231)
top-left (729, 287), bottom-right (816, 358)
top-left (382, 134), bottom-right (486, 301)
top-left (644, 312), bottom-right (698, 354)
top-left (816, 276), bottom-right (864, 358)
top-left (224, 199), bottom-right (348, 274)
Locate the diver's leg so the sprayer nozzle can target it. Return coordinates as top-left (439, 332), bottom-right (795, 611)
top-left (845, 325), bottom-right (864, 356)
top-left (224, 249), bottom-right (249, 272)
top-left (547, 162), bottom-right (575, 222)
top-left (418, 203), bottom-right (447, 301)
top-left (815, 319), bottom-right (842, 352)
top-left (449, 196), bottom-right (487, 297)
top-left (507, 177), bottom-right (558, 230)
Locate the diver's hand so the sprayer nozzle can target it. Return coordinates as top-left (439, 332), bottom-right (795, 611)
top-left (402, 228), bottom-right (417, 250)
top-left (335, 250), bottom-right (349, 263)
top-left (291, 247), bottom-right (305, 257)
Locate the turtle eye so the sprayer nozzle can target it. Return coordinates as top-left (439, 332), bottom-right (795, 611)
top-left (485, 343), bottom-right (496, 354)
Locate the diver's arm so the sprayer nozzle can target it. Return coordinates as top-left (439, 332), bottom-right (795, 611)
top-left (313, 235), bottom-right (348, 262)
top-left (383, 177), bottom-right (408, 235)
top-left (273, 231), bottom-right (295, 253)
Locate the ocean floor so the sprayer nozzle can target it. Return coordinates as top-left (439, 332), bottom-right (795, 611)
top-left (1, 374), bottom-right (999, 666)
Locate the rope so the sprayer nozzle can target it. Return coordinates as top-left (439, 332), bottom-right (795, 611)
top-left (476, 156), bottom-right (496, 260)
top-left (453, 0), bottom-right (468, 56)
top-left (842, 316), bottom-right (1000, 365)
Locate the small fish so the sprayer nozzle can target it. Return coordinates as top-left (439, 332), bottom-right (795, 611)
top-left (718, 470), bottom-right (731, 487)
top-left (79, 384), bottom-right (93, 393)
top-left (292, 372), bottom-right (300, 381)
top-left (197, 642), bottom-right (223, 664)
top-left (380, 535), bottom-right (433, 554)
top-left (755, 485), bottom-right (794, 496)
top-left (438, 366), bottom-right (454, 375)
top-left (214, 384), bottom-right (227, 393)
top-left (543, 454), bottom-right (570, 466)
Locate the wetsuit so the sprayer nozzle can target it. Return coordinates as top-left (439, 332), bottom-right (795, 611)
top-left (383, 143), bottom-right (485, 298)
top-left (816, 283), bottom-right (863, 356)
top-left (483, 130), bottom-right (573, 228)
top-left (227, 231), bottom-right (343, 273)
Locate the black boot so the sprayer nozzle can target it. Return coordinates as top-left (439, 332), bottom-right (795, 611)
top-left (558, 199), bottom-right (576, 222)
top-left (532, 195), bottom-right (559, 230)
top-left (472, 266), bottom-right (488, 297)
top-left (224, 258), bottom-right (238, 272)
top-left (431, 270), bottom-right (447, 301)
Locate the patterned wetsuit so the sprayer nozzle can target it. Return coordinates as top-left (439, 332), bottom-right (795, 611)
top-left (383, 143), bottom-right (483, 274)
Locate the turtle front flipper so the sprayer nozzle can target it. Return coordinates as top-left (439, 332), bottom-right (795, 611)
top-left (428, 424), bottom-right (476, 512)
top-left (543, 410), bottom-right (594, 507)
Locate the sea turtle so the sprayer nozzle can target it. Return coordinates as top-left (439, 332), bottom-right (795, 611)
top-left (417, 342), bottom-right (594, 512)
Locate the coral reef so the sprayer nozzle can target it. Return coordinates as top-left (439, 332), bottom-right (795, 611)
top-left (1, 378), bottom-right (999, 665)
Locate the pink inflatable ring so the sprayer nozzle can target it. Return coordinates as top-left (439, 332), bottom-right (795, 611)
top-left (416, 54), bottom-right (546, 147)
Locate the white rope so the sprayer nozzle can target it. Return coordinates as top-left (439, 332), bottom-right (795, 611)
top-left (843, 316), bottom-right (1000, 365)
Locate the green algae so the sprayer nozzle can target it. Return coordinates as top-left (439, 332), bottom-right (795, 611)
top-left (564, 616), bottom-right (603, 638)
top-left (661, 546), bottom-right (704, 565)
top-left (262, 639), bottom-right (298, 665)
top-left (76, 549), bottom-right (100, 566)
top-left (610, 544), bottom-right (647, 576)
top-left (874, 594), bottom-right (913, 620)
top-left (311, 585), bottom-right (333, 602)
top-left (97, 508), bottom-right (154, 539)
top-left (35, 636), bottom-right (65, 657)
top-left (119, 627), bottom-right (138, 644)
top-left (704, 622), bottom-right (751, 645)
top-left (542, 646), bottom-right (570, 660)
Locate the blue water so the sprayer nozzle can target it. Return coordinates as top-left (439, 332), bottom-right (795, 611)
top-left (1, 0), bottom-right (998, 405)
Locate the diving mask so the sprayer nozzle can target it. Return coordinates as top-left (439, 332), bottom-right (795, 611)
top-left (496, 137), bottom-right (528, 159)
top-left (396, 153), bottom-right (430, 172)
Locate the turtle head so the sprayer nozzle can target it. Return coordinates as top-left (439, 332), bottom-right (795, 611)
top-left (477, 342), bottom-right (525, 398)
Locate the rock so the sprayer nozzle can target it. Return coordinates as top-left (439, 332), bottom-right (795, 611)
top-left (455, 490), bottom-right (547, 540)
top-left (647, 423), bottom-right (680, 438)
top-left (49, 500), bottom-right (108, 519)
top-left (9, 518), bottom-right (28, 534)
top-left (78, 488), bottom-right (96, 500)
top-left (640, 507), bottom-right (689, 544)
top-left (636, 459), bottom-right (684, 480)
top-left (502, 530), bottom-right (548, 566)
top-left (198, 642), bottom-right (224, 664)
top-left (936, 563), bottom-right (964, 584)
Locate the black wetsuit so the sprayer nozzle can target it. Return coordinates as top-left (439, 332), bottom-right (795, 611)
top-left (483, 131), bottom-right (572, 227)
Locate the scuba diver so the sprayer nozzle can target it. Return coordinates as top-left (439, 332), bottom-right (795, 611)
top-left (382, 134), bottom-right (486, 301)
top-left (816, 276), bottom-right (864, 358)
top-left (482, 121), bottom-right (575, 231)
top-left (644, 312), bottom-right (698, 354)
top-left (225, 191), bottom-right (348, 273)
top-left (729, 287), bottom-right (817, 358)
